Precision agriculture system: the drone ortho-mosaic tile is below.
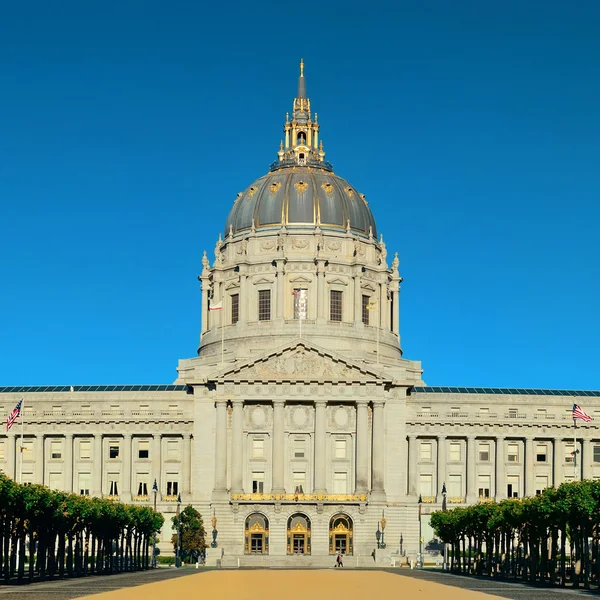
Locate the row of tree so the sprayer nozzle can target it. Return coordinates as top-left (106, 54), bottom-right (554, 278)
top-left (430, 480), bottom-right (600, 589)
top-left (0, 473), bottom-right (164, 584)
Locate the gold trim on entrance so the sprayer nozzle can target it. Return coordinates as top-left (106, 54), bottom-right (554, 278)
top-left (290, 522), bottom-right (308, 534)
top-left (332, 522), bottom-right (349, 534)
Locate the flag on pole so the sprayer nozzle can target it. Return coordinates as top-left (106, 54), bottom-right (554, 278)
top-left (573, 403), bottom-right (592, 423)
top-left (209, 301), bottom-right (223, 311)
top-left (291, 289), bottom-right (301, 296)
top-left (6, 400), bottom-right (22, 431)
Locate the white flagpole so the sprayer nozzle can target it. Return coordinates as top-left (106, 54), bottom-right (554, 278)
top-left (573, 418), bottom-right (577, 480)
top-left (18, 398), bottom-right (24, 484)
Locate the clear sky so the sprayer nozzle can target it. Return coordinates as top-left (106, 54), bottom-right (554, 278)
top-left (1, 1), bottom-right (599, 389)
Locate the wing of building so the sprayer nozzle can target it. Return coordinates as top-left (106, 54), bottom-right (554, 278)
top-left (2, 61), bottom-right (599, 567)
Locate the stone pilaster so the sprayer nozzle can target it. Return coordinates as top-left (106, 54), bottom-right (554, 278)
top-left (466, 435), bottom-right (476, 503)
top-left (6, 432), bottom-right (16, 480)
top-left (355, 401), bottom-right (369, 493)
top-left (93, 434), bottom-right (102, 497)
top-left (34, 435), bottom-right (44, 484)
top-left (525, 437), bottom-right (534, 497)
top-left (553, 438), bottom-right (561, 487)
top-left (64, 433), bottom-right (73, 493)
top-left (371, 400), bottom-right (386, 500)
top-left (408, 434), bottom-right (417, 496)
top-left (314, 399), bottom-right (327, 494)
top-left (495, 436), bottom-right (505, 500)
top-left (214, 401), bottom-right (228, 493)
top-left (122, 433), bottom-right (132, 502)
top-left (437, 435), bottom-right (446, 498)
top-left (152, 433), bottom-right (161, 494)
top-left (583, 438), bottom-right (592, 480)
top-left (231, 400), bottom-right (244, 493)
top-left (182, 433), bottom-right (192, 498)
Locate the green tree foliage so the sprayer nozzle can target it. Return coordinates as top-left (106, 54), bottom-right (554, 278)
top-left (0, 473), bottom-right (163, 584)
top-left (430, 480), bottom-right (600, 589)
top-left (171, 505), bottom-right (206, 563)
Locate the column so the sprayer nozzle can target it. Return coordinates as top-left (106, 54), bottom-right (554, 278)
top-left (356, 401), bottom-right (369, 493)
top-left (231, 400), bottom-right (244, 493)
top-left (353, 272), bottom-right (362, 323)
top-left (64, 433), bottom-right (73, 492)
top-left (275, 260), bottom-right (285, 321)
top-left (239, 270), bottom-right (248, 324)
top-left (314, 400), bottom-right (327, 494)
top-left (152, 434), bottom-right (161, 494)
top-left (182, 434), bottom-right (192, 497)
top-left (553, 438), bottom-right (561, 487)
top-left (6, 432), bottom-right (16, 480)
top-left (316, 262), bottom-right (326, 322)
top-left (35, 435), bottom-right (44, 484)
top-left (272, 400), bottom-right (285, 492)
top-left (122, 433), bottom-right (132, 502)
top-left (408, 435), bottom-right (418, 496)
top-left (371, 401), bottom-right (385, 497)
top-left (583, 438), bottom-right (593, 481)
top-left (93, 434), bottom-right (103, 497)
top-left (214, 401), bottom-right (228, 492)
top-left (495, 436), bottom-right (505, 500)
top-left (437, 436), bottom-right (446, 498)
top-left (525, 437), bottom-right (534, 497)
top-left (466, 435), bottom-right (476, 503)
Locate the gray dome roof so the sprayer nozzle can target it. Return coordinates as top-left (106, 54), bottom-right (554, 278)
top-left (224, 167), bottom-right (377, 238)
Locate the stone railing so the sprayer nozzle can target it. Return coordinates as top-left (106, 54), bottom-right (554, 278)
top-left (448, 497), bottom-right (465, 504)
top-left (105, 495), bottom-right (119, 501)
top-left (420, 496), bottom-right (436, 503)
top-left (231, 492), bottom-right (367, 502)
top-left (133, 495), bottom-right (149, 502)
top-left (163, 495), bottom-right (179, 502)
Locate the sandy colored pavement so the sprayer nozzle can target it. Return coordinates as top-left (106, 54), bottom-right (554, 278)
top-left (80, 570), bottom-right (506, 600)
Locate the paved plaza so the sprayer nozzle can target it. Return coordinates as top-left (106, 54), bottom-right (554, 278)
top-left (0, 568), bottom-right (594, 600)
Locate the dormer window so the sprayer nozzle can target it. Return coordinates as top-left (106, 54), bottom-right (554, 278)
top-left (298, 153), bottom-right (306, 165)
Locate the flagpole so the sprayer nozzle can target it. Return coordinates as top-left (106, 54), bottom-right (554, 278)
top-left (573, 418), bottom-right (577, 480)
top-left (18, 398), bottom-right (24, 485)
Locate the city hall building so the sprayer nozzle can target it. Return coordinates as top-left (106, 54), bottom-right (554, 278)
top-left (2, 63), bottom-right (599, 566)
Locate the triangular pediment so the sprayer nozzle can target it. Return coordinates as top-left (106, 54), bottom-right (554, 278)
top-left (327, 278), bottom-right (348, 286)
top-left (254, 277), bottom-right (274, 285)
top-left (213, 340), bottom-right (388, 383)
top-left (289, 276), bottom-right (312, 284)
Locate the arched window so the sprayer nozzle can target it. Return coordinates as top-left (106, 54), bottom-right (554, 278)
top-left (329, 514), bottom-right (353, 555)
top-left (244, 513), bottom-right (269, 554)
top-left (286, 513), bottom-right (311, 555)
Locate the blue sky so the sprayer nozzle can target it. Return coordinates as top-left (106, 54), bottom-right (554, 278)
top-left (1, 1), bottom-right (599, 388)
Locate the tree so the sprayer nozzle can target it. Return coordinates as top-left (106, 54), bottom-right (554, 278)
top-left (171, 506), bottom-right (206, 563)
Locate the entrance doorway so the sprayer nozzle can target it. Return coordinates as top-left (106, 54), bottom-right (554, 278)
top-left (244, 513), bottom-right (269, 555)
top-left (329, 514), bottom-right (353, 555)
top-left (287, 513), bottom-right (311, 555)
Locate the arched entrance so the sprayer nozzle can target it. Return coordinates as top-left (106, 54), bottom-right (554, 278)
top-left (244, 513), bottom-right (269, 554)
top-left (287, 513), bottom-right (311, 555)
top-left (329, 514), bottom-right (353, 555)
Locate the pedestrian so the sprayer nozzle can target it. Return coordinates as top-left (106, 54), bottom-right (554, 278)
top-left (339, 553), bottom-right (344, 568)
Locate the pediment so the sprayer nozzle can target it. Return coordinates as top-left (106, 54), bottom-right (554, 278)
top-left (327, 278), bottom-right (348, 286)
top-left (361, 283), bottom-right (376, 292)
top-left (225, 281), bottom-right (240, 290)
top-left (289, 276), bottom-right (312, 284)
top-left (254, 277), bottom-right (274, 285)
top-left (214, 340), bottom-right (388, 383)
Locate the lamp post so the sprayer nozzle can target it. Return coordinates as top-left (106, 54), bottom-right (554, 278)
top-left (400, 533), bottom-right (404, 556)
top-left (417, 494), bottom-right (423, 568)
top-left (152, 479), bottom-right (158, 568)
top-left (380, 510), bottom-right (386, 549)
top-left (175, 492), bottom-right (182, 568)
top-left (441, 482), bottom-right (448, 571)
top-left (211, 510), bottom-right (218, 548)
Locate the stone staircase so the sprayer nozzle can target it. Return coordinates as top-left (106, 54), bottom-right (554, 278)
top-left (220, 554), bottom-right (379, 569)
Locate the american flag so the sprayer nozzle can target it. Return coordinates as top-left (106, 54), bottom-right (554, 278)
top-left (6, 400), bottom-right (22, 431)
top-left (291, 289), bottom-right (302, 296)
top-left (573, 403), bottom-right (592, 423)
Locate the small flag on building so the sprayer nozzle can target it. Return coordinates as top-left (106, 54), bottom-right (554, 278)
top-left (291, 289), bottom-right (301, 296)
top-left (573, 403), bottom-right (592, 423)
top-left (209, 302), bottom-right (223, 311)
top-left (6, 400), bottom-right (22, 432)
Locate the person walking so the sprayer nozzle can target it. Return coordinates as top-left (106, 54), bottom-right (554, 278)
top-left (339, 553), bottom-right (344, 568)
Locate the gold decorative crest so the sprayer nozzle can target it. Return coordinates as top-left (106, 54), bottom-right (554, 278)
top-left (269, 182), bottom-right (281, 195)
top-left (294, 180), bottom-right (308, 193)
top-left (321, 182), bottom-right (334, 196)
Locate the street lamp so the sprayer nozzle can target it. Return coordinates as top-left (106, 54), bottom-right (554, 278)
top-left (380, 510), bottom-right (386, 549)
top-left (441, 482), bottom-right (448, 571)
top-left (152, 479), bottom-right (158, 568)
top-left (417, 494), bottom-right (423, 568)
top-left (376, 524), bottom-right (381, 549)
top-left (175, 492), bottom-right (182, 568)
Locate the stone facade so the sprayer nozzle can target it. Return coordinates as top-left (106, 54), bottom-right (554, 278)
top-left (2, 62), bottom-right (599, 565)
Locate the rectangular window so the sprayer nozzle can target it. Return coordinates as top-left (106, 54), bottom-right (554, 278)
top-left (49, 472), bottom-right (62, 490)
top-left (108, 478), bottom-right (119, 496)
top-left (333, 472), bottom-right (347, 494)
top-left (167, 480), bottom-right (179, 496)
top-left (479, 443), bottom-right (490, 462)
top-left (536, 444), bottom-right (547, 463)
top-left (80, 440), bottom-right (91, 460)
top-left (136, 478), bottom-right (149, 497)
top-left (167, 440), bottom-right (179, 460)
top-left (507, 475), bottom-right (519, 498)
top-left (535, 475), bottom-right (549, 495)
top-left (565, 443), bottom-right (575, 463)
top-left (258, 290), bottom-right (271, 321)
top-left (51, 440), bottom-right (62, 459)
top-left (362, 295), bottom-right (370, 325)
top-left (448, 474), bottom-right (462, 497)
top-left (293, 471), bottom-right (306, 492)
top-left (335, 439), bottom-right (347, 459)
top-left (419, 473), bottom-right (433, 496)
top-left (0, 441), bottom-right (4, 461)
top-left (420, 442), bottom-right (432, 461)
top-left (293, 289), bottom-right (308, 321)
top-left (251, 471), bottom-right (264, 493)
top-left (294, 439), bottom-right (305, 459)
top-left (138, 440), bottom-right (150, 459)
top-left (478, 475), bottom-right (491, 498)
top-left (329, 290), bottom-right (342, 322)
top-left (508, 443), bottom-right (519, 463)
top-left (449, 443), bottom-right (461, 462)
top-left (78, 472), bottom-right (91, 496)
top-left (252, 438), bottom-right (264, 459)
top-left (109, 444), bottom-right (120, 459)
top-left (594, 445), bottom-right (600, 463)
top-left (231, 293), bottom-right (239, 324)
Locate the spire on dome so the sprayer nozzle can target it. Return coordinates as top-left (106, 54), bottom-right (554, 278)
top-left (297, 58), bottom-right (306, 98)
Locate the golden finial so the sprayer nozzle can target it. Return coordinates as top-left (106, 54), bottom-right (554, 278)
top-left (300, 58), bottom-right (304, 77)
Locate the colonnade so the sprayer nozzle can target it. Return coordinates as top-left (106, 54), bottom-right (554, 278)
top-left (214, 399), bottom-right (386, 496)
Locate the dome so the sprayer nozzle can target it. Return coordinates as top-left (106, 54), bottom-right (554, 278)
top-left (224, 167), bottom-right (378, 239)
